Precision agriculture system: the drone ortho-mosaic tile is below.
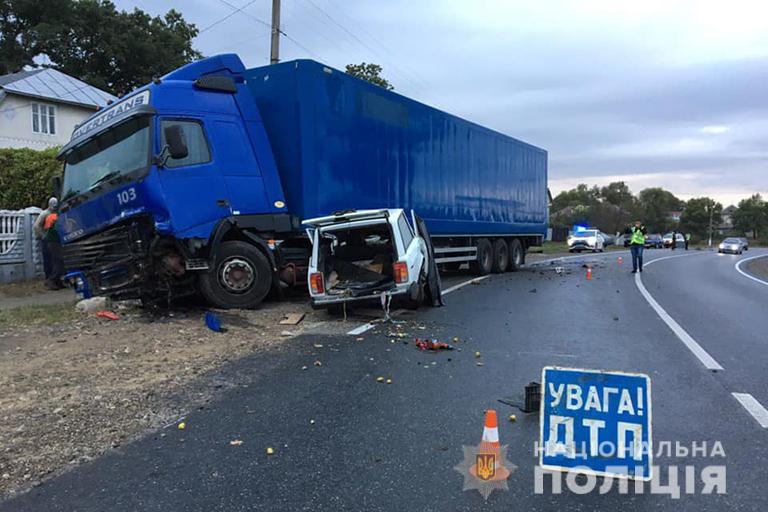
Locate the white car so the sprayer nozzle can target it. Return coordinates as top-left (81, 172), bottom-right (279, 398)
top-left (567, 229), bottom-right (605, 252)
top-left (303, 209), bottom-right (429, 309)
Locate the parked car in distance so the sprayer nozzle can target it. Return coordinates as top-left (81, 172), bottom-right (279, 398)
top-left (567, 229), bottom-right (605, 252)
top-left (737, 237), bottom-right (749, 251)
top-left (304, 209), bottom-right (429, 309)
top-left (663, 233), bottom-right (685, 248)
top-left (718, 237), bottom-right (747, 255)
top-left (600, 232), bottom-right (616, 246)
top-left (644, 233), bottom-right (664, 249)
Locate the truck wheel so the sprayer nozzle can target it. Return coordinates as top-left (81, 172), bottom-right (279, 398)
top-left (198, 241), bottom-right (272, 309)
top-left (508, 239), bottom-right (524, 271)
top-left (471, 239), bottom-right (493, 275)
top-left (491, 239), bottom-right (509, 273)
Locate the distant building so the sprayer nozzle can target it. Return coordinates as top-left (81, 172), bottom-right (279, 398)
top-left (0, 68), bottom-right (116, 150)
top-left (669, 210), bottom-right (682, 222)
top-left (718, 205), bottom-right (736, 234)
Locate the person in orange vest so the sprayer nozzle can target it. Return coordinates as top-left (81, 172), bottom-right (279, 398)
top-left (33, 198), bottom-right (64, 289)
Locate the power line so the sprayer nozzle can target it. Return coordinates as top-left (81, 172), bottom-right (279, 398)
top-left (299, 0), bottom-right (423, 91)
top-left (200, 0), bottom-right (261, 33)
top-left (210, 0), bottom-right (328, 63)
top-left (325, 0), bottom-right (429, 88)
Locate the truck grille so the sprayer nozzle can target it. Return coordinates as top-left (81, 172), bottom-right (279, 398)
top-left (62, 218), bottom-right (151, 272)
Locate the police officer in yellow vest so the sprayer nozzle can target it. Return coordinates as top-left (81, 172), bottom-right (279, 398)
top-left (628, 220), bottom-right (647, 273)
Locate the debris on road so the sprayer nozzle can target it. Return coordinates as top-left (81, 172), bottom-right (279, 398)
top-left (376, 376), bottom-right (385, 383)
top-left (386, 378), bottom-right (393, 385)
top-left (508, 414), bottom-right (517, 422)
top-left (75, 296), bottom-right (107, 313)
top-left (230, 439), bottom-right (244, 446)
top-left (177, 422), bottom-right (186, 430)
top-left (313, 360), bottom-right (322, 367)
top-left (279, 313), bottom-right (305, 325)
top-left (266, 447), bottom-right (274, 456)
top-left (414, 338), bottom-right (454, 351)
top-left (474, 351), bottom-right (482, 358)
top-left (96, 311), bottom-right (119, 321)
top-left (313, 343), bottom-right (324, 348)
top-left (204, 311), bottom-right (226, 333)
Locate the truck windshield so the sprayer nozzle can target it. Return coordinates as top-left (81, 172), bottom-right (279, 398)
top-left (62, 116), bottom-right (151, 201)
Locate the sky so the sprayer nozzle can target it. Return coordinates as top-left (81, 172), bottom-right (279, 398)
top-left (116, 0), bottom-right (768, 206)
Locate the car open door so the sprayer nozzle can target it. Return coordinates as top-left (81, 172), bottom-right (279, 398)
top-left (412, 212), bottom-right (444, 307)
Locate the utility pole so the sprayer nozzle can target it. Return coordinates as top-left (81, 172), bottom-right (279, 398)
top-left (270, 0), bottom-right (281, 64)
top-left (708, 203), bottom-right (714, 247)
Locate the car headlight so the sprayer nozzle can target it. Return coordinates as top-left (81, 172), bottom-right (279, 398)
top-left (718, 243), bottom-right (725, 249)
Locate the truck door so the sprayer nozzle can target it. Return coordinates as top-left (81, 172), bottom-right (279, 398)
top-left (207, 119), bottom-right (270, 215)
top-left (157, 117), bottom-right (231, 236)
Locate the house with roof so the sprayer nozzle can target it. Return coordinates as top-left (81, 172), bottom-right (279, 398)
top-left (0, 68), bottom-right (116, 150)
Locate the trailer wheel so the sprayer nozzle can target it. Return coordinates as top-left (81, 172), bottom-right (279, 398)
top-left (508, 239), bottom-right (524, 271)
top-left (198, 241), bottom-right (272, 309)
top-left (471, 239), bottom-right (493, 275)
top-left (491, 239), bottom-right (509, 273)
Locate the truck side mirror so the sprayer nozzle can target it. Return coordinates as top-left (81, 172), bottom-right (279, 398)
top-left (163, 124), bottom-right (188, 160)
top-left (51, 176), bottom-right (62, 197)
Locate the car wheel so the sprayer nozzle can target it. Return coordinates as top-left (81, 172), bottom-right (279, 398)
top-left (198, 241), bottom-right (272, 309)
top-left (404, 270), bottom-right (426, 310)
top-left (491, 239), bottom-right (509, 273)
top-left (470, 239), bottom-right (493, 275)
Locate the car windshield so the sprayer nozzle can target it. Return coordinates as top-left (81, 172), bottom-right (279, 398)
top-left (723, 238), bottom-right (740, 243)
top-left (647, 234), bottom-right (661, 240)
top-left (62, 116), bottom-right (151, 201)
top-left (573, 231), bottom-right (597, 238)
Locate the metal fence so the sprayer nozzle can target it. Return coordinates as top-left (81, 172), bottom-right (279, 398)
top-left (0, 207), bottom-right (44, 284)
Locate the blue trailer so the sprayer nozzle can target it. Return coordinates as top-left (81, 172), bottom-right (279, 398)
top-left (54, 54), bottom-right (547, 308)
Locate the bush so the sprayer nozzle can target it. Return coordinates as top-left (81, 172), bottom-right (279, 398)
top-left (0, 147), bottom-right (62, 210)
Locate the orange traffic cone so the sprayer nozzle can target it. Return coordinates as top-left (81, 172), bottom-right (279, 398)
top-left (586, 267), bottom-right (593, 280)
top-left (469, 410), bottom-right (510, 481)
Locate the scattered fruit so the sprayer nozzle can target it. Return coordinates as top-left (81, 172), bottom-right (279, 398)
top-left (266, 447), bottom-right (274, 455)
top-left (177, 422), bottom-right (186, 430)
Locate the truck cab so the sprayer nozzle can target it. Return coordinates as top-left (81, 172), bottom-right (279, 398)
top-left (303, 209), bottom-right (429, 308)
top-left (56, 55), bottom-right (293, 308)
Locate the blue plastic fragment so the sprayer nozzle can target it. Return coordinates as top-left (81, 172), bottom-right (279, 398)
top-left (205, 311), bottom-right (225, 333)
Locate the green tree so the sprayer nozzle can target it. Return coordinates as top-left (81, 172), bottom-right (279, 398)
top-left (550, 184), bottom-right (600, 213)
top-left (637, 187), bottom-right (683, 232)
top-left (0, 147), bottom-right (61, 210)
top-left (345, 62), bottom-right (393, 90)
top-left (0, 1), bottom-right (201, 95)
top-left (679, 197), bottom-right (722, 241)
top-left (732, 194), bottom-right (768, 239)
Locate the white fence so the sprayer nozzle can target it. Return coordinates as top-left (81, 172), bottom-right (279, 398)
top-left (0, 207), bottom-right (44, 284)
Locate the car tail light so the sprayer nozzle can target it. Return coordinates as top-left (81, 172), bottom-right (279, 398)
top-left (310, 272), bottom-right (324, 294)
top-left (393, 262), bottom-right (409, 284)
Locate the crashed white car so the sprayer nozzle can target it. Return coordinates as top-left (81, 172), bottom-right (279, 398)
top-left (303, 209), bottom-right (430, 309)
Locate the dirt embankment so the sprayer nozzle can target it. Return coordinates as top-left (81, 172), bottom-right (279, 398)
top-left (0, 299), bottom-right (325, 498)
top-left (746, 256), bottom-right (768, 281)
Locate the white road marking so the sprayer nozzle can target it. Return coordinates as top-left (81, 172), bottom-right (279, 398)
top-left (735, 254), bottom-right (768, 287)
top-left (345, 275), bottom-right (492, 335)
top-left (441, 275), bottom-right (491, 295)
top-left (732, 393), bottom-right (768, 428)
top-left (347, 322), bottom-right (376, 335)
top-left (634, 252), bottom-right (724, 370)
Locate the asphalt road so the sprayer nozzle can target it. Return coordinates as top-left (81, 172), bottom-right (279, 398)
top-left (4, 248), bottom-right (768, 511)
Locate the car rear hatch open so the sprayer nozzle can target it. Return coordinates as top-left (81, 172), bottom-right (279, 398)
top-left (305, 212), bottom-right (398, 299)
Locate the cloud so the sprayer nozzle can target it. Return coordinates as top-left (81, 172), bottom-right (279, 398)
top-left (113, 0), bottom-right (768, 204)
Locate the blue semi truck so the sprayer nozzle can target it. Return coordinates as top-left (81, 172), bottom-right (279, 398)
top-left (54, 54), bottom-right (548, 308)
